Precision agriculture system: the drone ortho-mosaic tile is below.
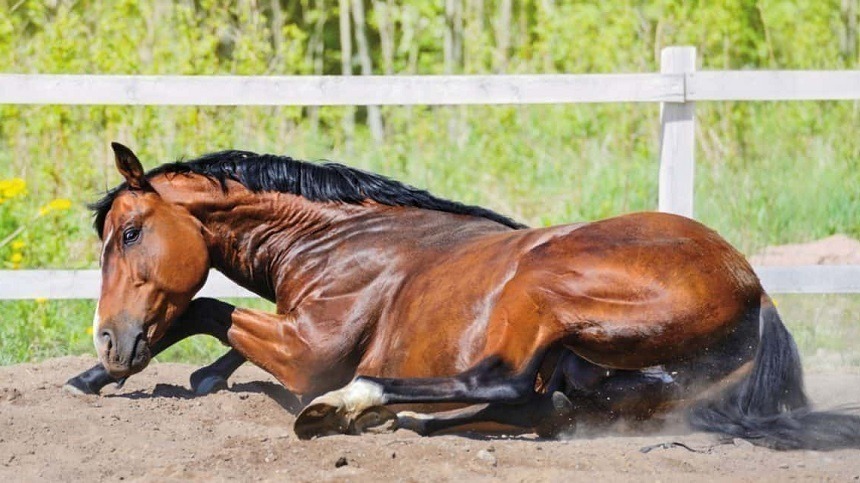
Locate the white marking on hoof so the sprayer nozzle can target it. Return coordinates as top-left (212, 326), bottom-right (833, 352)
top-left (62, 383), bottom-right (89, 397)
top-left (341, 379), bottom-right (387, 413)
top-left (308, 378), bottom-right (387, 415)
top-left (294, 379), bottom-right (390, 438)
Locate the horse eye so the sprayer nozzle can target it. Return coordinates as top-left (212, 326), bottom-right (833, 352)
top-left (122, 227), bottom-right (141, 245)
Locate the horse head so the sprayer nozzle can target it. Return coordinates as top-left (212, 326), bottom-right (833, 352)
top-left (92, 143), bottom-right (210, 378)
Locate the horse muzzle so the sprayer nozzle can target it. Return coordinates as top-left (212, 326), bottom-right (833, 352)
top-left (96, 327), bottom-right (152, 378)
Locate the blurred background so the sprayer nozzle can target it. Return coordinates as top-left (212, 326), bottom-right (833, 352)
top-left (0, 0), bottom-right (857, 367)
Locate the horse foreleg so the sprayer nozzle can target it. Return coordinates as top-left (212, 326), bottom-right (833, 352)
top-left (64, 297), bottom-right (244, 395)
top-left (188, 348), bottom-right (246, 395)
top-left (63, 363), bottom-right (117, 396)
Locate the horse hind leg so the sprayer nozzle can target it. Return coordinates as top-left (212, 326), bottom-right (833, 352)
top-left (293, 282), bottom-right (569, 439)
top-left (396, 391), bottom-right (576, 438)
top-left (375, 350), bottom-right (619, 438)
top-left (564, 305), bottom-right (761, 430)
top-left (394, 353), bottom-right (683, 438)
top-left (296, 349), bottom-right (600, 439)
top-left (571, 367), bottom-right (682, 431)
top-left (293, 349), bottom-right (555, 439)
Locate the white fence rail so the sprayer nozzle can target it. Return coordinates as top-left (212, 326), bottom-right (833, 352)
top-left (0, 73), bottom-right (684, 105)
top-left (1, 46), bottom-right (858, 298)
top-left (3, 70), bottom-right (860, 105)
top-left (1, 267), bottom-right (857, 300)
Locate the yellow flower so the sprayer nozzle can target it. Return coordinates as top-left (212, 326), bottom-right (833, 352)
top-left (38, 198), bottom-right (73, 216)
top-left (0, 178), bottom-right (26, 199)
top-left (10, 240), bottom-right (25, 250)
top-left (35, 298), bottom-right (47, 304)
top-left (9, 252), bottom-right (23, 264)
top-left (86, 326), bottom-right (93, 335)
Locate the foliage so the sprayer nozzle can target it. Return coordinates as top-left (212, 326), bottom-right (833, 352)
top-left (0, 0), bottom-right (858, 365)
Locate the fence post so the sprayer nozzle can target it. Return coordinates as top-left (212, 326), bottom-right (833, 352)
top-left (658, 46), bottom-right (696, 217)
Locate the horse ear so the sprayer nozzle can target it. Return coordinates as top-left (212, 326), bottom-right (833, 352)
top-left (111, 142), bottom-right (151, 191)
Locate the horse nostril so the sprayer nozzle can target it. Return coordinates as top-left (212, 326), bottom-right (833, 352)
top-left (130, 331), bottom-right (148, 365)
top-left (100, 329), bottom-right (114, 351)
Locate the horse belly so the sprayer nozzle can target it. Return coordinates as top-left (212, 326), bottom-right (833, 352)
top-left (359, 266), bottom-right (519, 378)
top-left (357, 228), bottom-right (570, 378)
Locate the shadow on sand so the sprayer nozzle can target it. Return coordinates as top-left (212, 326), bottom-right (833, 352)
top-left (104, 380), bottom-right (303, 413)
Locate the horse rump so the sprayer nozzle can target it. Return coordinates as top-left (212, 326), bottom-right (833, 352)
top-left (688, 301), bottom-right (860, 450)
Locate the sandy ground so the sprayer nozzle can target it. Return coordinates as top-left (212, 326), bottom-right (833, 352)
top-left (749, 234), bottom-right (860, 266)
top-left (1, 356), bottom-right (859, 482)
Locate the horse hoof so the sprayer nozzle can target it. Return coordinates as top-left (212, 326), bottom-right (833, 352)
top-left (535, 391), bottom-right (576, 439)
top-left (552, 391), bottom-right (574, 413)
top-left (395, 411), bottom-right (432, 436)
top-left (352, 406), bottom-right (398, 435)
top-left (63, 381), bottom-right (96, 396)
top-left (294, 402), bottom-right (349, 440)
top-left (191, 374), bottom-right (228, 395)
top-left (63, 377), bottom-right (99, 396)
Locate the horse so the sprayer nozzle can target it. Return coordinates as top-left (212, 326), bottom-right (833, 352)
top-left (74, 142), bottom-right (860, 449)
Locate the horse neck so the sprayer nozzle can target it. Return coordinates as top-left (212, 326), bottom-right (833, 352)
top-left (164, 182), bottom-right (384, 303)
top-left (155, 175), bottom-right (511, 308)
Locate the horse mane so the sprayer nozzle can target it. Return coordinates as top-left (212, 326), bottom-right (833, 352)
top-left (90, 150), bottom-right (527, 237)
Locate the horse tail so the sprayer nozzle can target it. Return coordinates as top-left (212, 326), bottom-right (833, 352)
top-left (688, 297), bottom-right (860, 450)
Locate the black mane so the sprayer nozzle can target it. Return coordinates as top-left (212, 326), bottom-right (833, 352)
top-left (90, 150), bottom-right (527, 236)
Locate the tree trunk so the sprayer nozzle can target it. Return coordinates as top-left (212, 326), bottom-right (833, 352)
top-left (444, 0), bottom-right (456, 74)
top-left (464, 0), bottom-right (486, 71)
top-left (494, 0), bottom-right (511, 73)
top-left (352, 0), bottom-right (385, 142)
top-left (401, 5), bottom-right (422, 124)
top-left (539, 0), bottom-right (555, 72)
top-left (405, 5), bottom-right (421, 75)
top-left (444, 0), bottom-right (466, 144)
top-left (306, 0), bottom-right (328, 134)
top-left (339, 0), bottom-right (355, 151)
top-left (372, 0), bottom-right (395, 75)
top-left (842, 0), bottom-right (858, 64)
top-left (270, 0), bottom-right (284, 57)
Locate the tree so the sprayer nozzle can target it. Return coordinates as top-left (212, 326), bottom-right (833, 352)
top-left (352, 0), bottom-right (385, 142)
top-left (339, 0), bottom-right (355, 151)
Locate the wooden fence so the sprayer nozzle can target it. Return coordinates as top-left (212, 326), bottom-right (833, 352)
top-left (1, 46), bottom-right (858, 299)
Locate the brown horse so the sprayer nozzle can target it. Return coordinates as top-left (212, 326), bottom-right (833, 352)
top-left (77, 142), bottom-right (860, 449)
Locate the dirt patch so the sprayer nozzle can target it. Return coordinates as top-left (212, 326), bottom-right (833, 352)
top-left (750, 234), bottom-right (860, 266)
top-left (1, 357), bottom-right (859, 481)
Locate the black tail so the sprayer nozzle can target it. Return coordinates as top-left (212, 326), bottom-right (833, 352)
top-left (688, 301), bottom-right (860, 450)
